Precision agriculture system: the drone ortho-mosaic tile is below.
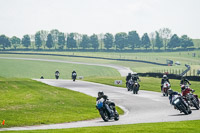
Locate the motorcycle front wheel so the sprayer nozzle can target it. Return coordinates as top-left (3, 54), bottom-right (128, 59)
top-left (100, 110), bottom-right (109, 122)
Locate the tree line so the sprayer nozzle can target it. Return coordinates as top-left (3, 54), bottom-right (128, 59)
top-left (0, 28), bottom-right (194, 51)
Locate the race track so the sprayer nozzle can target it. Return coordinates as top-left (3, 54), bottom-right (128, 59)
top-left (1, 79), bottom-right (200, 131)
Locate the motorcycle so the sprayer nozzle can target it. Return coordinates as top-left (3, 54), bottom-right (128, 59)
top-left (162, 81), bottom-right (170, 96)
top-left (171, 94), bottom-right (192, 115)
top-left (127, 79), bottom-right (133, 91)
top-left (72, 73), bottom-right (77, 81)
top-left (182, 85), bottom-right (199, 110)
top-left (96, 98), bottom-right (119, 122)
top-left (55, 73), bottom-right (59, 80)
top-left (133, 81), bottom-right (139, 94)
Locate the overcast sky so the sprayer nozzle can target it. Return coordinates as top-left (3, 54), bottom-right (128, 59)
top-left (0, 0), bottom-right (200, 38)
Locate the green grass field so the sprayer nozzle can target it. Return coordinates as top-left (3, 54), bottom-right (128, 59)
top-left (1, 52), bottom-right (199, 74)
top-left (0, 77), bottom-right (123, 128)
top-left (0, 77), bottom-right (98, 127)
top-left (0, 58), bottom-right (120, 79)
top-left (2, 120), bottom-right (200, 133)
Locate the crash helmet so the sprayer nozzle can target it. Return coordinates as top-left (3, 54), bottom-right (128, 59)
top-left (181, 84), bottom-right (186, 89)
top-left (182, 75), bottom-right (186, 80)
top-left (98, 91), bottom-right (104, 97)
top-left (133, 72), bottom-right (137, 75)
top-left (163, 75), bottom-right (167, 79)
top-left (128, 73), bottom-right (131, 76)
top-left (168, 88), bottom-right (173, 95)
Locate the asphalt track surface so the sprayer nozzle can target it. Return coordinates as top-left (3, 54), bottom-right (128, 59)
top-left (1, 79), bottom-right (200, 131)
top-left (0, 57), bottom-right (133, 77)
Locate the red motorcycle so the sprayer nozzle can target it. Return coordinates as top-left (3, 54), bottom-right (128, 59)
top-left (181, 85), bottom-right (199, 110)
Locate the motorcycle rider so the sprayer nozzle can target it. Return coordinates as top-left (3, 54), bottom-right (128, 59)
top-left (96, 91), bottom-right (115, 117)
top-left (168, 89), bottom-right (179, 104)
top-left (132, 72), bottom-right (140, 86)
top-left (180, 76), bottom-right (191, 91)
top-left (55, 70), bottom-right (60, 79)
top-left (161, 75), bottom-right (170, 91)
top-left (72, 70), bottom-right (77, 80)
top-left (181, 85), bottom-right (195, 97)
top-left (126, 73), bottom-right (132, 87)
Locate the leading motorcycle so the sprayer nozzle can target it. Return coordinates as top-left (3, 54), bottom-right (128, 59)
top-left (171, 94), bottom-right (192, 115)
top-left (96, 98), bottom-right (119, 122)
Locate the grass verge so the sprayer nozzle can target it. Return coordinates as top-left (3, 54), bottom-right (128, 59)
top-left (2, 120), bottom-right (200, 133)
top-left (0, 77), bottom-right (122, 128)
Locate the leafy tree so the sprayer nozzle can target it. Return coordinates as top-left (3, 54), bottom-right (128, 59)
top-left (114, 32), bottom-right (128, 50)
top-left (50, 29), bottom-right (59, 49)
top-left (167, 34), bottom-right (180, 49)
top-left (141, 33), bottom-right (151, 50)
top-left (67, 33), bottom-right (77, 49)
top-left (35, 32), bottom-right (42, 49)
top-left (155, 32), bottom-right (163, 50)
top-left (103, 33), bottom-right (114, 50)
top-left (97, 33), bottom-right (104, 50)
top-left (128, 31), bottom-right (140, 50)
top-left (37, 30), bottom-right (48, 49)
top-left (22, 35), bottom-right (31, 49)
top-left (80, 35), bottom-right (90, 49)
top-left (73, 33), bottom-right (81, 48)
top-left (0, 35), bottom-right (11, 50)
top-left (58, 32), bottom-right (65, 49)
top-left (10, 36), bottom-right (21, 49)
top-left (159, 28), bottom-right (172, 50)
top-left (90, 34), bottom-right (99, 50)
top-left (46, 34), bottom-right (53, 49)
top-left (149, 32), bottom-right (155, 50)
top-left (180, 35), bottom-right (194, 49)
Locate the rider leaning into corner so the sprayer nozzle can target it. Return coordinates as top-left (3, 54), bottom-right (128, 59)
top-left (168, 89), bottom-right (179, 104)
top-left (161, 74), bottom-right (170, 91)
top-left (96, 91), bottom-right (116, 117)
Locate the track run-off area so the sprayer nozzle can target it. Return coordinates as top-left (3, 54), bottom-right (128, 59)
top-left (0, 79), bottom-right (200, 131)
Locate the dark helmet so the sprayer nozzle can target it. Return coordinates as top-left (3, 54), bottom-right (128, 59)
top-left (182, 75), bottom-right (186, 80)
top-left (128, 73), bottom-right (131, 76)
top-left (98, 91), bottom-right (104, 97)
top-left (168, 89), bottom-right (173, 95)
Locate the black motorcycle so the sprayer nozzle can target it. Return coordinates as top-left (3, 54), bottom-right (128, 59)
top-left (55, 73), bottom-right (59, 80)
top-left (133, 81), bottom-right (139, 94)
top-left (72, 73), bottom-right (77, 81)
top-left (96, 98), bottom-right (119, 122)
top-left (171, 94), bottom-right (192, 115)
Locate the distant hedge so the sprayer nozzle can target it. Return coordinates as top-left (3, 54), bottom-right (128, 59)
top-left (138, 72), bottom-right (200, 81)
